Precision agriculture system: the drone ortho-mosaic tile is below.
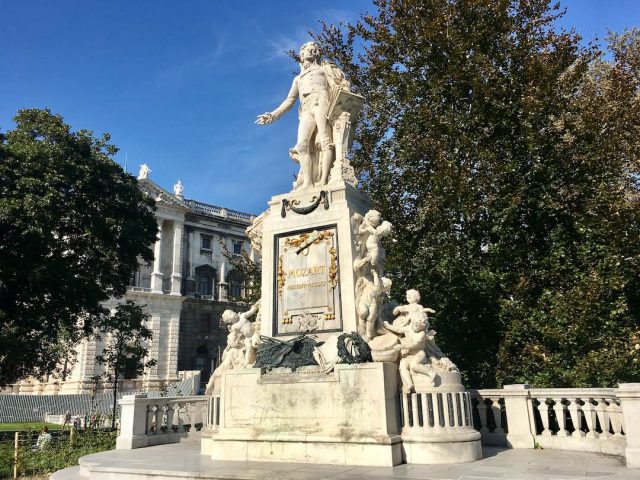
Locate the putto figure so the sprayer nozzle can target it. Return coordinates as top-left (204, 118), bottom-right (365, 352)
top-left (204, 302), bottom-right (261, 395)
top-left (392, 289), bottom-right (436, 328)
top-left (255, 41), bottom-right (350, 190)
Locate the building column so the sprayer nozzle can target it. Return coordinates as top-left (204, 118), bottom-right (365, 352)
top-left (150, 219), bottom-right (164, 293)
top-left (170, 221), bottom-right (183, 295)
top-left (187, 228), bottom-right (195, 280)
top-left (218, 261), bottom-right (228, 301)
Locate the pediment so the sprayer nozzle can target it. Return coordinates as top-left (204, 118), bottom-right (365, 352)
top-left (138, 178), bottom-right (189, 212)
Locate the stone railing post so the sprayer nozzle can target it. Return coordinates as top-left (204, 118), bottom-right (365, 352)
top-left (116, 394), bottom-right (149, 450)
top-left (617, 383), bottom-right (640, 468)
top-left (502, 384), bottom-right (535, 448)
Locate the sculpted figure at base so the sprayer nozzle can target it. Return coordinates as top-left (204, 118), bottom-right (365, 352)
top-left (392, 289), bottom-right (436, 328)
top-left (384, 311), bottom-right (436, 392)
top-left (356, 274), bottom-right (392, 341)
top-left (205, 302), bottom-right (261, 395)
top-left (374, 289), bottom-right (458, 391)
top-left (352, 210), bottom-right (394, 342)
top-left (256, 42), bottom-right (350, 190)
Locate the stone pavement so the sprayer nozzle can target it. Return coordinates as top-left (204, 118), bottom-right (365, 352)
top-left (51, 440), bottom-right (640, 480)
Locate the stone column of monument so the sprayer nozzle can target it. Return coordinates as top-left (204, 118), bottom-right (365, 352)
top-left (150, 219), bottom-right (164, 293)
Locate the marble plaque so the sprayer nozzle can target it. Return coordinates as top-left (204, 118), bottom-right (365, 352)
top-left (273, 225), bottom-right (341, 335)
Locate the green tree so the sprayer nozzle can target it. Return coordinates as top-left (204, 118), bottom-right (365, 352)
top-left (219, 239), bottom-right (261, 304)
top-left (314, 0), bottom-right (640, 387)
top-left (95, 301), bottom-right (155, 430)
top-left (0, 109), bottom-right (158, 387)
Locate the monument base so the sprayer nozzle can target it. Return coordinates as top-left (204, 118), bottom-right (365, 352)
top-left (402, 431), bottom-right (482, 464)
top-left (201, 362), bottom-right (403, 466)
top-left (398, 374), bottom-right (483, 464)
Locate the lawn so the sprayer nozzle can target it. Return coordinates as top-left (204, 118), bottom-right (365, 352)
top-left (0, 428), bottom-right (115, 479)
top-left (0, 422), bottom-right (62, 432)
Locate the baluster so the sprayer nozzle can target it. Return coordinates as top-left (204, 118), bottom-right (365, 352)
top-left (552, 397), bottom-right (568, 437)
top-left (149, 404), bottom-right (159, 434)
top-left (607, 400), bottom-right (623, 437)
top-left (421, 393), bottom-right (432, 431)
top-left (443, 393), bottom-right (454, 429)
top-left (176, 403), bottom-right (185, 432)
top-left (582, 398), bottom-right (599, 438)
top-left (567, 398), bottom-right (585, 437)
top-left (166, 403), bottom-right (175, 432)
top-left (463, 394), bottom-right (472, 427)
top-left (595, 398), bottom-right (610, 438)
top-left (538, 398), bottom-right (552, 436)
top-left (477, 398), bottom-right (489, 433)
top-left (435, 393), bottom-right (446, 431)
top-left (490, 398), bottom-right (504, 434)
top-left (209, 397), bottom-right (218, 426)
top-left (411, 393), bottom-right (421, 428)
top-left (401, 393), bottom-right (410, 429)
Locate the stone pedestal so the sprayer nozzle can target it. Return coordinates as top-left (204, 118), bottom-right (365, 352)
top-left (259, 181), bottom-right (369, 340)
top-left (201, 362), bottom-right (403, 466)
top-left (618, 383), bottom-right (640, 468)
top-left (400, 372), bottom-right (482, 464)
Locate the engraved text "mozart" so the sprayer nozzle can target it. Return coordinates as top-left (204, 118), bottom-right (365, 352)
top-left (287, 265), bottom-right (326, 278)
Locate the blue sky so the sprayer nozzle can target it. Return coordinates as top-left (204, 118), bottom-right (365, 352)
top-left (1, 0), bottom-right (639, 215)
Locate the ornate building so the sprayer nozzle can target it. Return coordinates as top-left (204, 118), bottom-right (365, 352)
top-left (6, 166), bottom-right (255, 395)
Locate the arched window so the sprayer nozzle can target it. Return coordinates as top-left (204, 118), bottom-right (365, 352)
top-left (195, 265), bottom-right (216, 298)
top-left (226, 270), bottom-right (245, 301)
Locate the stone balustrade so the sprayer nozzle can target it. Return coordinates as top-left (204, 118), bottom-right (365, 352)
top-left (400, 391), bottom-right (475, 433)
top-left (115, 384), bottom-right (640, 468)
top-left (116, 394), bottom-right (209, 449)
top-left (469, 383), bottom-right (640, 466)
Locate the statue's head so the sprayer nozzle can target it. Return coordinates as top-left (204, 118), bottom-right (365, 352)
top-left (409, 310), bottom-right (428, 333)
top-left (406, 289), bottom-right (421, 304)
top-left (365, 209), bottom-right (381, 226)
top-left (222, 309), bottom-right (239, 325)
top-left (299, 41), bottom-right (321, 64)
top-left (382, 277), bottom-right (393, 293)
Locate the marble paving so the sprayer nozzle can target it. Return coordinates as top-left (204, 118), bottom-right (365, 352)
top-left (51, 440), bottom-right (640, 480)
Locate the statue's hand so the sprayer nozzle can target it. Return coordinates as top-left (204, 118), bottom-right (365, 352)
top-left (255, 113), bottom-right (273, 125)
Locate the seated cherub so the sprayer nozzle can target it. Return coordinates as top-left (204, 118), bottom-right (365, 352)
top-left (384, 310), bottom-right (436, 392)
top-left (391, 289), bottom-right (436, 328)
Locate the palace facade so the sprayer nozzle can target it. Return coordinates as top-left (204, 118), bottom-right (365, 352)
top-left (5, 167), bottom-right (255, 395)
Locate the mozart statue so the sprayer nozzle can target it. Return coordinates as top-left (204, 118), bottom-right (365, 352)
top-left (256, 41), bottom-right (355, 190)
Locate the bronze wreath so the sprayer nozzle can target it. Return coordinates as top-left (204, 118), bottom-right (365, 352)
top-left (336, 332), bottom-right (373, 364)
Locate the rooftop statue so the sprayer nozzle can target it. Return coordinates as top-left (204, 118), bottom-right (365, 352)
top-left (256, 41), bottom-right (362, 190)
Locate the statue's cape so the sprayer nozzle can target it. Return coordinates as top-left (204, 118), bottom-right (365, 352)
top-left (322, 60), bottom-right (351, 91)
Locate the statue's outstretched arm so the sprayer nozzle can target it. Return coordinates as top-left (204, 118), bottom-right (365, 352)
top-left (256, 77), bottom-right (298, 125)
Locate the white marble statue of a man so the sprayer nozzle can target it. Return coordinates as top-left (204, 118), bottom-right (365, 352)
top-left (256, 42), bottom-right (348, 190)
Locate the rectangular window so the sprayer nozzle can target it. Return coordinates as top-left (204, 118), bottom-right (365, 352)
top-left (201, 235), bottom-right (212, 250)
top-left (233, 242), bottom-right (242, 255)
top-left (198, 276), bottom-right (210, 296)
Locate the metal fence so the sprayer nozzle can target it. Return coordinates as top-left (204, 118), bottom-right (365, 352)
top-left (0, 376), bottom-right (198, 423)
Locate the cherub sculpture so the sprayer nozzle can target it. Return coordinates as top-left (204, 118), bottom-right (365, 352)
top-left (356, 275), bottom-right (392, 341)
top-left (205, 301), bottom-right (261, 395)
top-left (392, 289), bottom-right (436, 328)
top-left (384, 310), bottom-right (436, 392)
top-left (354, 210), bottom-right (392, 278)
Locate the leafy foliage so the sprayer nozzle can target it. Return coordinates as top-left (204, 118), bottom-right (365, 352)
top-left (219, 239), bottom-right (261, 304)
top-left (314, 0), bottom-right (640, 387)
top-left (94, 301), bottom-right (155, 428)
top-left (0, 109), bottom-right (158, 387)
